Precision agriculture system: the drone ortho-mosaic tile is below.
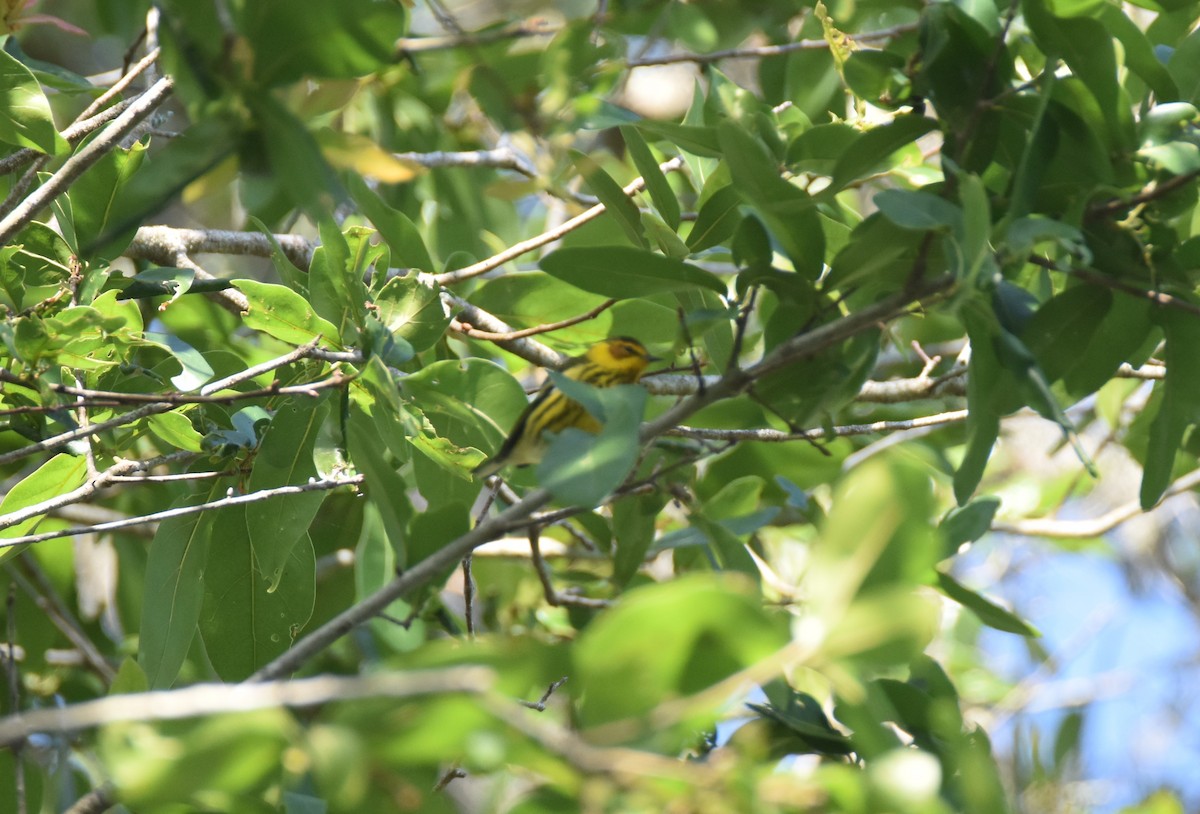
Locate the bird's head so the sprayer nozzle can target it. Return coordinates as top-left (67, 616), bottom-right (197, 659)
top-left (586, 336), bottom-right (659, 380)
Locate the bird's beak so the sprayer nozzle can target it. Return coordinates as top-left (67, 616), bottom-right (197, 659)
top-left (645, 353), bottom-right (663, 362)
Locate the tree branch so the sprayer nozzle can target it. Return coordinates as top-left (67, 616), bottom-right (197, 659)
top-left (0, 666), bottom-right (496, 747)
top-left (0, 76), bottom-right (174, 245)
top-left (0, 474), bottom-right (364, 549)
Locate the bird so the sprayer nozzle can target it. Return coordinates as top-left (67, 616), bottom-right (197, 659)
top-left (472, 336), bottom-right (658, 478)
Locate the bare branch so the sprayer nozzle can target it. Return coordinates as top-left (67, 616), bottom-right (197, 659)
top-left (453, 299), bottom-right (616, 341)
top-left (991, 467), bottom-right (1200, 540)
top-left (0, 451), bottom-right (194, 533)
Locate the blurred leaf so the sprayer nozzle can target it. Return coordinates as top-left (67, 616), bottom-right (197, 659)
top-left (936, 570), bottom-right (1040, 636)
top-left (537, 377), bottom-right (647, 506)
top-left (573, 574), bottom-right (788, 727)
top-left (316, 128), bottom-right (419, 183)
top-left (236, 0), bottom-right (406, 86)
top-left (1141, 308), bottom-right (1200, 508)
top-left (0, 47), bottom-right (68, 154)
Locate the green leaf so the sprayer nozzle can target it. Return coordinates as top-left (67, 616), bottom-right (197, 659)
top-left (940, 497), bottom-right (1001, 549)
top-left (249, 93), bottom-right (345, 218)
top-left (0, 48), bottom-right (68, 154)
top-left (571, 150), bottom-right (647, 248)
top-left (573, 574), bottom-right (788, 727)
top-left (147, 411), bottom-right (205, 452)
top-left (685, 183), bottom-right (742, 253)
top-left (347, 399), bottom-right (412, 566)
top-left (936, 570), bottom-right (1040, 636)
top-left (0, 454), bottom-right (88, 552)
top-left (1141, 309), bottom-right (1200, 508)
top-left (829, 115), bottom-right (938, 192)
top-left (307, 219), bottom-right (359, 337)
top-left (233, 279), bottom-right (341, 346)
top-left (718, 121), bottom-right (824, 277)
top-left (201, 506), bottom-right (315, 681)
top-left (1025, 0), bottom-right (1135, 150)
top-left (1098, 5), bottom-right (1178, 101)
top-left (874, 189), bottom-right (962, 231)
top-left (612, 491), bottom-right (667, 588)
top-left (541, 246), bottom-right (725, 298)
top-left (246, 397), bottom-right (331, 589)
top-left (637, 120), bottom-right (724, 157)
top-left (138, 487), bottom-right (220, 688)
top-left (621, 125), bottom-right (680, 229)
top-left (537, 376), bottom-right (647, 507)
top-left (373, 274), bottom-right (451, 353)
top-left (57, 141), bottom-right (148, 259)
top-left (346, 174), bottom-right (435, 272)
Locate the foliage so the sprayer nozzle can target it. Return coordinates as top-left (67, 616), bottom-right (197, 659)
top-left (0, 0), bottom-right (1195, 812)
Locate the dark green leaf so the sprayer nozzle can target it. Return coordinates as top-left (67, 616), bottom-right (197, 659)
top-left (937, 570), bottom-right (1040, 636)
top-left (246, 397), bottom-right (331, 589)
top-left (571, 151), bottom-right (647, 248)
top-left (621, 126), bottom-right (680, 229)
top-left (541, 246), bottom-right (726, 297)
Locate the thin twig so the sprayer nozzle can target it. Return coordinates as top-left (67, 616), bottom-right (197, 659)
top-left (7, 558), bottom-right (116, 683)
top-left (529, 527), bottom-right (610, 609)
top-left (518, 676), bottom-right (569, 711)
top-left (1086, 169), bottom-right (1200, 220)
top-left (626, 22), bottom-right (919, 67)
top-left (454, 300), bottom-right (617, 341)
top-left (668, 410), bottom-right (969, 443)
top-left (992, 467), bottom-right (1200, 539)
top-left (0, 451), bottom-right (194, 534)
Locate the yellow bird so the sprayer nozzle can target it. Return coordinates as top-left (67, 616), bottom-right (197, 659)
top-left (472, 336), bottom-right (658, 478)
